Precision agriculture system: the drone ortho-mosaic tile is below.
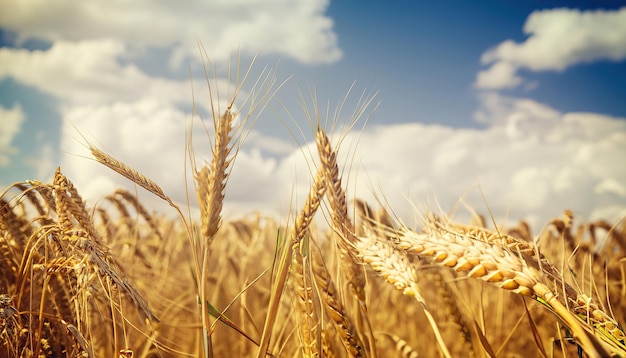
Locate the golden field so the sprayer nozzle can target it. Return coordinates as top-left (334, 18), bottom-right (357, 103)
top-left (1, 58), bottom-right (625, 357)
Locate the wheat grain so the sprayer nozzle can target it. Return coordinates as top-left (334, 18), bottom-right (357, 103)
top-left (378, 333), bottom-right (419, 358)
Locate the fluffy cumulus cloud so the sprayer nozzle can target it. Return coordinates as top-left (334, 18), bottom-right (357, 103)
top-left (358, 95), bottom-right (626, 226)
top-left (0, 0), bottom-right (341, 66)
top-left (0, 0), bottom-right (328, 217)
top-left (58, 91), bottom-right (626, 230)
top-left (323, 97), bottom-right (626, 227)
top-left (476, 7), bottom-right (626, 89)
top-left (61, 98), bottom-right (198, 207)
top-left (0, 40), bottom-right (199, 106)
top-left (467, 7), bottom-right (626, 225)
top-left (24, 143), bottom-right (55, 180)
top-left (59, 95), bottom-right (294, 218)
top-left (0, 104), bottom-right (24, 166)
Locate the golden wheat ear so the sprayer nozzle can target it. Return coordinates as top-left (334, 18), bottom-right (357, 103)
top-left (379, 218), bottom-right (619, 356)
top-left (188, 49), bottom-right (283, 357)
top-left (314, 126), bottom-right (381, 354)
top-left (356, 225), bottom-right (452, 358)
top-left (191, 50), bottom-right (282, 243)
top-left (90, 147), bottom-right (177, 209)
top-left (314, 127), bottom-right (366, 294)
top-left (194, 107), bottom-right (235, 241)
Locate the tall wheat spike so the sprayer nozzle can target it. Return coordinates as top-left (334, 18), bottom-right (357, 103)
top-left (53, 168), bottom-right (103, 243)
top-left (314, 126), bottom-right (379, 356)
top-left (291, 239), bottom-right (319, 358)
top-left (314, 127), bottom-right (365, 296)
top-left (195, 107), bottom-right (236, 241)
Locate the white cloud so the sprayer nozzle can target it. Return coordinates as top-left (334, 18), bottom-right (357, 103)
top-left (23, 143), bottom-right (56, 181)
top-left (0, 40), bottom-right (194, 106)
top-left (595, 179), bottom-right (626, 197)
top-left (60, 92), bottom-right (626, 230)
top-left (59, 97), bottom-right (285, 218)
top-left (0, 0), bottom-right (341, 66)
top-left (475, 62), bottom-right (523, 90)
top-left (473, 91), bottom-right (560, 128)
top-left (4, 1), bottom-right (623, 232)
top-left (61, 99), bottom-right (196, 208)
top-left (476, 7), bottom-right (626, 89)
top-left (0, 104), bottom-right (25, 166)
top-left (342, 97), bottom-right (626, 227)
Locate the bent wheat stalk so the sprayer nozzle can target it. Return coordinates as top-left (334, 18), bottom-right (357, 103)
top-left (370, 218), bottom-right (621, 357)
top-left (356, 228), bottom-right (452, 358)
top-left (90, 147), bottom-right (176, 210)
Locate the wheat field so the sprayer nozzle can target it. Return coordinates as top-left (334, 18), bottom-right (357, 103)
top-left (1, 56), bottom-right (625, 358)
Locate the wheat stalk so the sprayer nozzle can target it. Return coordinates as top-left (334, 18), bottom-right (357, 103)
top-left (356, 227), bottom-right (452, 358)
top-left (90, 147), bottom-right (177, 211)
top-left (374, 218), bottom-right (620, 357)
top-left (310, 247), bottom-right (366, 358)
top-left (290, 168), bottom-right (326, 357)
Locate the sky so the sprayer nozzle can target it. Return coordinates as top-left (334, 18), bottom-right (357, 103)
top-left (1, 0), bottom-right (625, 231)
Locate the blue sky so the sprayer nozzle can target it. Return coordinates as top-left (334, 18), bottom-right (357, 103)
top-left (1, 1), bottom-right (625, 228)
top-left (326, 1), bottom-right (626, 123)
